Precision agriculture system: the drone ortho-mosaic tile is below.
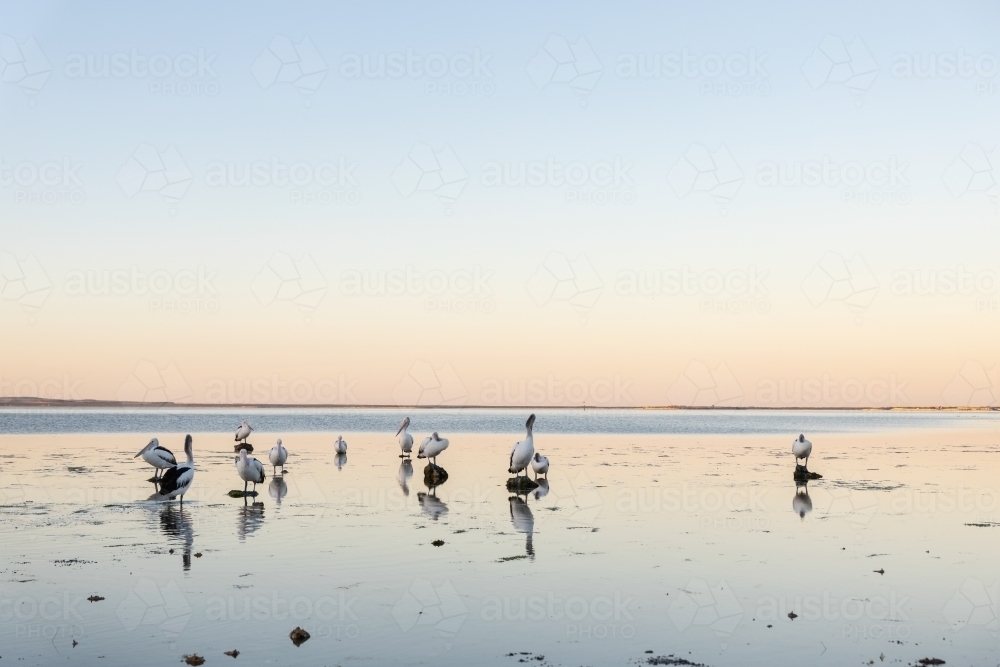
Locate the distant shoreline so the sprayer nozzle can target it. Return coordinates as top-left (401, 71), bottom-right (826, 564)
top-left (0, 398), bottom-right (996, 411)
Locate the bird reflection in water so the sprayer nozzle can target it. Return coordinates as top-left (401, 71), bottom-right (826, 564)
top-left (793, 482), bottom-right (813, 519)
top-left (531, 479), bottom-right (550, 501)
top-left (418, 485), bottom-right (448, 520)
top-left (509, 494), bottom-right (535, 558)
top-left (238, 499), bottom-right (265, 540)
top-left (335, 452), bottom-right (347, 471)
top-left (269, 477), bottom-right (288, 505)
top-left (398, 459), bottom-right (413, 497)
top-left (159, 504), bottom-right (194, 571)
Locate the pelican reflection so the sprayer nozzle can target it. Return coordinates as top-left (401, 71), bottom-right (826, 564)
top-left (335, 452), bottom-right (347, 471)
top-left (509, 494), bottom-right (535, 558)
top-left (398, 459), bottom-right (413, 496)
top-left (159, 504), bottom-right (194, 571)
top-left (418, 486), bottom-right (448, 520)
top-left (238, 499), bottom-right (265, 540)
top-left (269, 477), bottom-right (288, 505)
top-left (793, 482), bottom-right (813, 519)
top-left (531, 478), bottom-right (550, 501)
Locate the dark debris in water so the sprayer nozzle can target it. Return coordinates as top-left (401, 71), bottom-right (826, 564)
top-left (432, 540), bottom-right (444, 547)
top-left (290, 626), bottom-right (310, 646)
top-left (645, 655), bottom-right (708, 666)
top-left (916, 660), bottom-right (945, 666)
top-left (53, 559), bottom-right (94, 566)
top-left (87, 595), bottom-right (104, 602)
top-left (183, 655), bottom-right (205, 666)
top-left (224, 649), bottom-right (239, 658)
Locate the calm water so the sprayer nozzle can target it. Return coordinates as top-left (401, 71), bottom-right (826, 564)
top-left (1, 409), bottom-right (998, 667)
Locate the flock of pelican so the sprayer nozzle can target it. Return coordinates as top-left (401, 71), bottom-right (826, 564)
top-left (133, 413), bottom-right (554, 504)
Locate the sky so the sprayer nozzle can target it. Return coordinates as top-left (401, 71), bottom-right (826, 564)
top-left (1, 0), bottom-right (999, 408)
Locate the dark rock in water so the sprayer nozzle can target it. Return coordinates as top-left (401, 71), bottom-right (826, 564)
top-left (228, 490), bottom-right (258, 498)
top-left (424, 464), bottom-right (449, 486)
top-left (290, 626), bottom-right (310, 646)
top-left (793, 465), bottom-right (822, 481)
top-left (507, 476), bottom-right (539, 492)
top-left (235, 443), bottom-right (253, 453)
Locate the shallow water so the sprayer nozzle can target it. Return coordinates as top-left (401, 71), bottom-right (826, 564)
top-left (1, 410), bottom-right (998, 666)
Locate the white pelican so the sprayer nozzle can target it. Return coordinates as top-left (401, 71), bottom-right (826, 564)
top-left (334, 436), bottom-right (347, 454)
top-left (269, 438), bottom-right (288, 475)
top-left (417, 432), bottom-right (449, 465)
top-left (396, 417), bottom-right (414, 457)
top-left (159, 435), bottom-right (195, 503)
top-left (134, 437), bottom-right (176, 479)
top-left (793, 434), bottom-right (813, 469)
top-left (531, 452), bottom-right (549, 479)
top-left (508, 414), bottom-right (535, 476)
top-left (236, 448), bottom-right (266, 496)
top-left (235, 420), bottom-right (253, 445)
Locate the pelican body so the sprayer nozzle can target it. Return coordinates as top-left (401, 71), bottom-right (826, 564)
top-left (396, 417), bottom-right (414, 457)
top-left (235, 420), bottom-right (253, 444)
top-left (793, 434), bottom-right (813, 469)
top-left (531, 452), bottom-right (549, 478)
top-left (135, 438), bottom-right (176, 478)
top-left (509, 414), bottom-right (535, 476)
top-left (159, 435), bottom-right (195, 503)
top-left (269, 438), bottom-right (288, 474)
top-left (334, 436), bottom-right (347, 454)
top-left (417, 432), bottom-right (449, 465)
top-left (236, 448), bottom-right (266, 495)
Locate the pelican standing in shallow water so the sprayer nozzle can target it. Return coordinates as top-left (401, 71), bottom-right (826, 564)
top-left (334, 436), bottom-right (347, 454)
top-left (396, 417), bottom-right (413, 457)
top-left (236, 448), bottom-right (266, 496)
top-left (417, 432), bottom-right (449, 465)
top-left (508, 414), bottom-right (535, 477)
top-left (134, 437), bottom-right (176, 479)
top-left (269, 438), bottom-right (288, 475)
top-left (531, 452), bottom-right (549, 479)
top-left (159, 435), bottom-right (195, 503)
top-left (793, 434), bottom-right (813, 469)
top-left (235, 420), bottom-right (253, 445)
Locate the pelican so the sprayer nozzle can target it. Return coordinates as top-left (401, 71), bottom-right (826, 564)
top-left (159, 435), bottom-right (195, 503)
top-left (396, 417), bottom-right (414, 457)
top-left (235, 420), bottom-right (253, 445)
top-left (531, 452), bottom-right (549, 479)
top-left (236, 448), bottom-right (266, 496)
top-left (417, 432), bottom-right (449, 465)
top-left (134, 437), bottom-right (176, 479)
top-left (269, 438), bottom-right (288, 475)
top-left (508, 414), bottom-right (535, 476)
top-left (398, 459), bottom-right (413, 496)
top-left (334, 436), bottom-right (347, 454)
top-left (793, 483), bottom-right (813, 519)
top-left (793, 434), bottom-right (813, 469)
